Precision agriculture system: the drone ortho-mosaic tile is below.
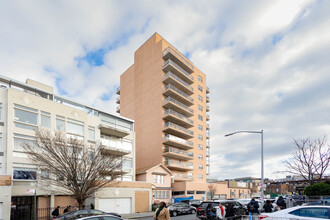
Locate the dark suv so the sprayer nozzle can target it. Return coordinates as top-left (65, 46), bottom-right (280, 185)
top-left (196, 200), bottom-right (247, 219)
top-left (181, 199), bottom-right (203, 208)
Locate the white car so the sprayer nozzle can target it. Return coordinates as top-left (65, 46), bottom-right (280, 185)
top-left (259, 205), bottom-right (330, 219)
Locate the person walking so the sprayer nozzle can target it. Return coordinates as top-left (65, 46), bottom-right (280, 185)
top-left (63, 205), bottom-right (71, 213)
top-left (205, 203), bottom-right (216, 220)
top-left (225, 202), bottom-right (235, 219)
top-left (247, 198), bottom-right (259, 220)
top-left (218, 203), bottom-right (226, 219)
top-left (153, 202), bottom-right (171, 220)
top-left (276, 196), bottom-right (286, 210)
top-left (263, 200), bottom-right (273, 213)
top-left (51, 206), bottom-right (60, 217)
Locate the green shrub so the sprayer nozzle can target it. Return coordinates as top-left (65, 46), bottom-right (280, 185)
top-left (304, 182), bottom-right (330, 196)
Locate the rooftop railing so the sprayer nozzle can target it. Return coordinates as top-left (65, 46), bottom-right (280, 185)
top-left (164, 72), bottom-right (194, 92)
top-left (163, 60), bottom-right (194, 81)
top-left (164, 84), bottom-right (193, 102)
top-left (163, 47), bottom-right (194, 71)
top-left (164, 97), bottom-right (194, 114)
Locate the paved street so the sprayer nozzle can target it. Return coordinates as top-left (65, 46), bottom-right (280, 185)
top-left (133, 213), bottom-right (199, 220)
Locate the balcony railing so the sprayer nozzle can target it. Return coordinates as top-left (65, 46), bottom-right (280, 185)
top-left (164, 160), bottom-right (194, 169)
top-left (206, 139), bottom-right (210, 147)
top-left (116, 96), bottom-right (120, 104)
top-left (164, 84), bottom-right (193, 102)
top-left (164, 72), bottom-right (194, 92)
top-left (164, 146), bottom-right (193, 158)
top-left (163, 47), bottom-right (194, 71)
top-left (116, 106), bottom-right (120, 113)
top-left (164, 122), bottom-right (194, 136)
top-left (164, 109), bottom-right (193, 125)
top-left (163, 134), bottom-right (193, 147)
top-left (174, 173), bottom-right (193, 180)
top-left (206, 95), bottom-right (210, 102)
top-left (206, 131), bottom-right (210, 138)
top-left (206, 114), bottom-right (210, 121)
top-left (206, 86), bottom-right (210, 94)
top-left (206, 123), bottom-right (210, 130)
top-left (164, 97), bottom-right (194, 114)
top-left (163, 60), bottom-right (194, 81)
top-left (116, 87), bottom-right (120, 95)
top-left (206, 105), bottom-right (210, 112)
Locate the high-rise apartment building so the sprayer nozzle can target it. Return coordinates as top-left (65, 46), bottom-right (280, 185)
top-left (117, 33), bottom-right (211, 199)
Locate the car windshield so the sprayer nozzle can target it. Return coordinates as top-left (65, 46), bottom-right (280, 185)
top-left (199, 202), bottom-right (219, 208)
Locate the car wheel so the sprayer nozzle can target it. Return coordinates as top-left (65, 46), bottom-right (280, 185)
top-left (172, 211), bottom-right (177, 217)
top-left (191, 209), bottom-right (196, 214)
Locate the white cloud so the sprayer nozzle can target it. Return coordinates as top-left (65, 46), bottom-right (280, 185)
top-left (1, 0), bottom-right (329, 180)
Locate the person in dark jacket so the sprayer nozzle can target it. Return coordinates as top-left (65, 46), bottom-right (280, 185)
top-left (247, 198), bottom-right (259, 220)
top-left (52, 206), bottom-right (60, 217)
top-left (276, 196), bottom-right (286, 210)
top-left (263, 200), bottom-right (273, 213)
top-left (63, 205), bottom-right (71, 213)
top-left (225, 202), bottom-right (235, 219)
top-left (205, 203), bottom-right (216, 220)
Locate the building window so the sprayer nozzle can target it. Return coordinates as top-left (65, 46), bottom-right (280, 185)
top-left (198, 85), bottom-right (203, 92)
top-left (198, 115), bottom-right (203, 121)
top-left (198, 134), bottom-right (203, 140)
top-left (0, 103), bottom-right (2, 120)
top-left (67, 119), bottom-right (84, 136)
top-left (122, 140), bottom-right (133, 151)
top-left (56, 115), bottom-right (65, 131)
top-left (198, 144), bottom-right (203, 150)
top-left (88, 126), bottom-right (95, 140)
top-left (123, 158), bottom-right (133, 170)
top-left (198, 174), bottom-right (203, 179)
top-left (172, 191), bottom-right (185, 196)
top-left (198, 164), bottom-right (203, 169)
top-left (154, 175), bottom-right (157, 183)
top-left (198, 75), bottom-right (203, 83)
top-left (198, 125), bottom-right (203, 131)
top-left (13, 134), bottom-right (37, 151)
top-left (196, 191), bottom-right (205, 194)
top-left (40, 111), bottom-right (51, 128)
top-left (14, 105), bottom-right (38, 130)
top-left (198, 154), bottom-right (203, 160)
top-left (13, 168), bottom-right (37, 180)
top-left (187, 191), bottom-right (195, 195)
top-left (198, 105), bottom-right (203, 111)
top-left (198, 95), bottom-right (203, 102)
top-left (153, 174), bottom-right (164, 184)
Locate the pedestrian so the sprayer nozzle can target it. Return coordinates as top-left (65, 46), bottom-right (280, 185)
top-left (205, 203), bottom-right (216, 220)
top-left (90, 203), bottom-right (95, 209)
top-left (247, 198), bottom-right (259, 220)
top-left (63, 205), bottom-right (71, 213)
top-left (82, 205), bottom-right (85, 210)
top-left (153, 201), bottom-right (170, 220)
top-left (263, 200), bottom-right (273, 213)
top-left (51, 206), bottom-right (60, 217)
top-left (276, 196), bottom-right (286, 210)
top-left (218, 203), bottom-right (226, 219)
top-left (225, 202), bottom-right (235, 219)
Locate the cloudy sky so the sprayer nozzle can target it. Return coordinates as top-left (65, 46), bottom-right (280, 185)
top-left (1, 0), bottom-right (329, 180)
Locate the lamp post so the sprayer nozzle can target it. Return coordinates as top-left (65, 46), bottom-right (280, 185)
top-left (224, 130), bottom-right (264, 208)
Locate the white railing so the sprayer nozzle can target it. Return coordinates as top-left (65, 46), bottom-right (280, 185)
top-left (164, 122), bottom-right (194, 136)
top-left (164, 84), bottom-right (193, 102)
top-left (163, 59), bottom-right (194, 81)
top-left (164, 109), bottom-right (193, 125)
top-left (164, 97), bottom-right (194, 114)
top-left (163, 134), bottom-right (193, 147)
top-left (163, 47), bottom-right (194, 71)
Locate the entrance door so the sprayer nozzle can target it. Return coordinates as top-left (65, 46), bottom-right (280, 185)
top-left (99, 198), bottom-right (131, 214)
top-left (11, 196), bottom-right (34, 220)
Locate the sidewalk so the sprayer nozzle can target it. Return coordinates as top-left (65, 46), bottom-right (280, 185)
top-left (121, 211), bottom-right (154, 219)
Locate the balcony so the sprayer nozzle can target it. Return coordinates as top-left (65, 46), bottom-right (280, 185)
top-left (101, 167), bottom-right (131, 175)
top-left (206, 139), bottom-right (210, 148)
top-left (163, 97), bottom-right (194, 117)
top-left (162, 59), bottom-right (194, 84)
top-left (116, 87), bottom-right (120, 95)
top-left (206, 105), bottom-right (210, 112)
top-left (206, 95), bottom-right (210, 103)
top-left (116, 106), bottom-right (120, 113)
top-left (100, 138), bottom-right (131, 156)
top-left (99, 122), bottom-right (130, 138)
top-left (206, 131), bottom-right (210, 139)
top-left (163, 47), bottom-right (194, 73)
top-left (164, 122), bottom-right (194, 139)
top-left (116, 96), bottom-right (120, 104)
top-left (163, 84), bottom-right (193, 106)
top-left (206, 157), bottom-right (210, 165)
top-left (163, 72), bottom-right (194, 95)
top-left (163, 109), bottom-right (193, 128)
top-left (164, 160), bottom-right (194, 171)
top-left (163, 146), bottom-right (193, 161)
top-left (163, 134), bottom-right (193, 150)
top-left (206, 123), bottom-right (210, 130)
top-left (173, 173), bottom-right (194, 182)
top-left (206, 86), bottom-right (210, 94)
top-left (206, 114), bottom-right (210, 121)
top-left (206, 149), bottom-right (210, 156)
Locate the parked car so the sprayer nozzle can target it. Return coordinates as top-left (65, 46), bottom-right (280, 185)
top-left (76, 215), bottom-right (124, 220)
top-left (181, 199), bottom-right (203, 208)
top-left (167, 202), bottom-right (196, 217)
top-left (53, 209), bottom-right (121, 220)
top-left (259, 205), bottom-right (330, 219)
top-left (303, 197), bottom-right (330, 206)
top-left (196, 200), bottom-right (246, 219)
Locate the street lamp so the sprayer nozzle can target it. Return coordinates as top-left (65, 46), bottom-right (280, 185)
top-left (224, 130), bottom-right (264, 208)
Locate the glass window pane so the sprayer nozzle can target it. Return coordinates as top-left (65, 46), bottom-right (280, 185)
top-left (14, 109), bottom-right (38, 125)
top-left (67, 121), bottom-right (84, 136)
top-left (41, 115), bottom-right (51, 128)
top-left (122, 141), bottom-right (132, 151)
top-left (13, 168), bottom-right (37, 180)
top-left (14, 122), bottom-right (37, 131)
top-left (56, 119), bottom-right (65, 131)
top-left (88, 128), bottom-right (95, 140)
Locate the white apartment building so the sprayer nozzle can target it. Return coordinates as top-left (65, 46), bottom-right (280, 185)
top-left (0, 75), bottom-right (152, 220)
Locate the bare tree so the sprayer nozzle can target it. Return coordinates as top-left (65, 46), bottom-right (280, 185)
top-left (284, 136), bottom-right (330, 186)
top-left (24, 129), bottom-right (122, 209)
top-left (208, 184), bottom-right (216, 200)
